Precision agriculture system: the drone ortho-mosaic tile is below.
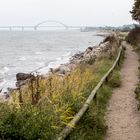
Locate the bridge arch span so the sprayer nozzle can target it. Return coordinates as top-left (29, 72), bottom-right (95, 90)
top-left (34, 20), bottom-right (68, 30)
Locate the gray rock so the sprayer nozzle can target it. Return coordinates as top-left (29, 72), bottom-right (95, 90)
top-left (53, 65), bottom-right (70, 74)
top-left (68, 63), bottom-right (77, 70)
top-left (16, 73), bottom-right (35, 81)
top-left (85, 47), bottom-right (93, 53)
top-left (58, 65), bottom-right (70, 74)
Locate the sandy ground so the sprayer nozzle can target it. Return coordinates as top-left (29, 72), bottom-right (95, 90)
top-left (105, 42), bottom-right (140, 140)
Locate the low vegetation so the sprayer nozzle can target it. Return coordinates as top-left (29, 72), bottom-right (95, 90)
top-left (0, 45), bottom-right (124, 140)
top-left (126, 26), bottom-right (140, 46)
top-left (133, 46), bottom-right (140, 110)
top-left (67, 50), bottom-right (124, 140)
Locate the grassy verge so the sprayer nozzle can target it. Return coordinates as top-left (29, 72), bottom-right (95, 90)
top-left (132, 45), bottom-right (140, 110)
top-left (126, 27), bottom-right (140, 110)
top-left (0, 49), bottom-right (123, 140)
top-left (66, 53), bottom-right (124, 140)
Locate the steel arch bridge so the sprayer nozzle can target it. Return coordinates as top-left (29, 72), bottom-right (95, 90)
top-left (34, 20), bottom-right (69, 30)
top-left (0, 20), bottom-right (83, 31)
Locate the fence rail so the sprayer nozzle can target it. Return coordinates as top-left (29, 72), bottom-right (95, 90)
top-left (56, 46), bottom-right (123, 140)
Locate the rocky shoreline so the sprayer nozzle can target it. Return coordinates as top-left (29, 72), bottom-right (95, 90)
top-left (0, 32), bottom-right (122, 101)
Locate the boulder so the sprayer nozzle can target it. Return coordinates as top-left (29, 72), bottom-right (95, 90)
top-left (83, 52), bottom-right (91, 60)
top-left (16, 80), bottom-right (28, 87)
top-left (16, 73), bottom-right (35, 81)
top-left (68, 63), bottom-right (77, 70)
top-left (73, 52), bottom-right (84, 59)
top-left (53, 65), bottom-right (70, 74)
top-left (58, 65), bottom-right (70, 74)
top-left (70, 52), bottom-right (84, 63)
top-left (85, 47), bottom-right (93, 53)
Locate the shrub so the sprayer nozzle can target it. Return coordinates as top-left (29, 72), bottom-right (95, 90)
top-left (126, 26), bottom-right (140, 46)
top-left (108, 69), bottom-right (121, 87)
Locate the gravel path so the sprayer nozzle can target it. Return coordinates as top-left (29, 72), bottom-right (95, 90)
top-left (105, 42), bottom-right (140, 140)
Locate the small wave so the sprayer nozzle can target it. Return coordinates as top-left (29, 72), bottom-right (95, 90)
top-left (56, 57), bottom-right (61, 61)
top-left (0, 67), bottom-right (10, 75)
top-left (37, 51), bottom-right (72, 74)
top-left (48, 52), bottom-right (71, 68)
top-left (35, 62), bottom-right (45, 67)
top-left (35, 52), bottom-right (43, 55)
top-left (37, 67), bottom-right (50, 74)
top-left (0, 79), bottom-right (6, 88)
top-left (18, 57), bottom-right (26, 61)
top-left (3, 67), bottom-right (9, 73)
top-left (0, 79), bottom-right (16, 93)
top-left (48, 61), bottom-right (61, 69)
top-left (62, 52), bottom-right (72, 57)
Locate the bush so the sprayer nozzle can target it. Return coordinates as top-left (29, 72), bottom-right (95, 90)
top-left (0, 103), bottom-right (56, 140)
top-left (126, 26), bottom-right (140, 46)
top-left (109, 69), bottom-right (121, 87)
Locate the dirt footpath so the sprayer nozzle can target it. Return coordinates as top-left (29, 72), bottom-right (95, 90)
top-left (105, 42), bottom-right (140, 140)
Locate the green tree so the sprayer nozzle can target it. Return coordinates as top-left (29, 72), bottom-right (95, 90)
top-left (131, 0), bottom-right (140, 23)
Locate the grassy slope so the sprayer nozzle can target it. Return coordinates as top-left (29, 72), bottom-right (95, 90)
top-left (0, 46), bottom-right (124, 140)
top-left (67, 51), bottom-right (124, 140)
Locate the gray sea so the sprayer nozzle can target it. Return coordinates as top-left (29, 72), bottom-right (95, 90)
top-left (0, 30), bottom-right (103, 93)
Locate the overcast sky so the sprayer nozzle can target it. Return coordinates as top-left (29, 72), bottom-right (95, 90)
top-left (0, 0), bottom-right (134, 26)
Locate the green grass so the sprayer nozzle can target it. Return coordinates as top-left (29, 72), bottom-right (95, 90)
top-left (66, 70), bottom-right (122, 140)
top-left (66, 51), bottom-right (124, 140)
top-left (66, 85), bottom-right (112, 140)
top-left (108, 68), bottom-right (121, 88)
